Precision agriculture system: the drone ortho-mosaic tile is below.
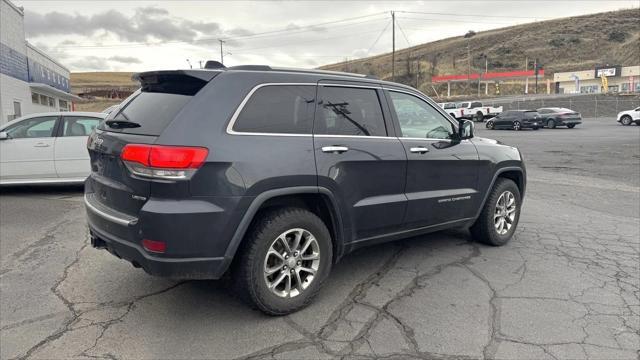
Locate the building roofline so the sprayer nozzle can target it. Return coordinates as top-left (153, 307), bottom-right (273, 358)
top-left (2, 0), bottom-right (24, 16)
top-left (26, 42), bottom-right (70, 73)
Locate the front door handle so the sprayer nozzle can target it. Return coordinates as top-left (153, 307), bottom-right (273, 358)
top-left (409, 146), bottom-right (429, 154)
top-left (34, 142), bottom-right (50, 147)
top-left (322, 146), bottom-right (349, 154)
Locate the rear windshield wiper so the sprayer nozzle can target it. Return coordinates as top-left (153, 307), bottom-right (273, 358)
top-left (105, 120), bottom-right (141, 129)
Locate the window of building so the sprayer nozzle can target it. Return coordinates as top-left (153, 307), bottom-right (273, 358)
top-left (233, 85), bottom-right (316, 134)
top-left (39, 94), bottom-right (48, 105)
top-left (31, 92), bottom-right (40, 104)
top-left (389, 91), bottom-right (454, 139)
top-left (315, 86), bottom-right (386, 137)
top-left (48, 97), bottom-right (56, 107)
top-left (59, 100), bottom-right (69, 111)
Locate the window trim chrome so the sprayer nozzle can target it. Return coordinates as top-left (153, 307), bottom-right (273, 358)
top-left (226, 82), bottom-right (316, 137)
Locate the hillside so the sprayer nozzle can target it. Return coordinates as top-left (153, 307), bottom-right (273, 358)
top-left (320, 8), bottom-right (640, 96)
top-left (70, 72), bottom-right (136, 93)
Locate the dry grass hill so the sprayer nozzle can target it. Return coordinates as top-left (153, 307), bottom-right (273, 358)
top-left (321, 8), bottom-right (640, 96)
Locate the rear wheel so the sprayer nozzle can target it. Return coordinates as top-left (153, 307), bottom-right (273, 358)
top-left (474, 112), bottom-right (484, 122)
top-left (235, 207), bottom-right (332, 315)
top-left (547, 119), bottom-right (556, 129)
top-left (620, 115), bottom-right (633, 126)
top-left (567, 124), bottom-right (576, 129)
top-left (513, 121), bottom-right (521, 131)
top-left (471, 178), bottom-right (521, 246)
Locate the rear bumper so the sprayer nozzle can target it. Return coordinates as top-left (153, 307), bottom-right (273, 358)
top-left (88, 225), bottom-right (226, 279)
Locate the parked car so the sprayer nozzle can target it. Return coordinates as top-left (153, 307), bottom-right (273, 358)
top-left (437, 102), bottom-right (457, 110)
top-left (448, 101), bottom-right (503, 122)
top-left (486, 110), bottom-right (542, 130)
top-left (0, 112), bottom-right (106, 185)
top-left (85, 66), bottom-right (526, 315)
top-left (617, 107), bottom-right (640, 126)
top-left (537, 107), bottom-right (582, 128)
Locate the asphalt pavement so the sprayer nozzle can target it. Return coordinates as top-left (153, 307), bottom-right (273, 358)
top-left (1, 117), bottom-right (638, 359)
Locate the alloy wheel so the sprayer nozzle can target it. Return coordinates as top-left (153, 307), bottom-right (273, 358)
top-left (513, 121), bottom-right (521, 131)
top-left (263, 228), bottom-right (320, 298)
top-left (494, 191), bottom-right (516, 235)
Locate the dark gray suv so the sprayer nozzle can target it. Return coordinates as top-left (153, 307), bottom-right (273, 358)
top-left (85, 66), bottom-right (526, 315)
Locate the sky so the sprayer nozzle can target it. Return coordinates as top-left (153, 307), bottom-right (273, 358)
top-left (13, 0), bottom-right (640, 73)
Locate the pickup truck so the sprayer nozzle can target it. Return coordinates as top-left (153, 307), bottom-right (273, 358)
top-left (447, 101), bottom-right (503, 122)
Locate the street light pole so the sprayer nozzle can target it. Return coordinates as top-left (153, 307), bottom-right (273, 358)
top-left (391, 11), bottom-right (395, 81)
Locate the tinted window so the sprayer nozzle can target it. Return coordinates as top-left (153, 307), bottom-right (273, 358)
top-left (233, 85), bottom-right (315, 134)
top-left (524, 111), bottom-right (539, 119)
top-left (62, 116), bottom-right (101, 137)
top-left (103, 92), bottom-right (192, 135)
top-left (470, 102), bottom-right (482, 108)
top-left (538, 109), bottom-right (551, 114)
top-left (315, 87), bottom-right (386, 137)
top-left (389, 91), bottom-right (454, 139)
top-left (4, 116), bottom-right (57, 139)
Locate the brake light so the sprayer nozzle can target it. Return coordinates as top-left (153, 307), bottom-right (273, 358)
top-left (121, 144), bottom-right (208, 180)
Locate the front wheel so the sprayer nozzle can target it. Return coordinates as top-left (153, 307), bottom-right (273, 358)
top-left (486, 120), bottom-right (495, 130)
top-left (567, 124), bottom-right (576, 129)
top-left (513, 121), bottom-right (521, 131)
top-left (471, 178), bottom-right (522, 246)
top-left (474, 112), bottom-right (484, 122)
top-left (620, 115), bottom-right (633, 126)
top-left (533, 126), bottom-right (540, 130)
top-left (234, 207), bottom-right (333, 315)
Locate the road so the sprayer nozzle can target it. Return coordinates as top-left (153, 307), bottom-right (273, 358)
top-left (1, 118), bottom-right (639, 359)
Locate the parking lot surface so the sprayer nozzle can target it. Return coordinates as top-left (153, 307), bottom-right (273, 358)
top-left (1, 118), bottom-right (639, 360)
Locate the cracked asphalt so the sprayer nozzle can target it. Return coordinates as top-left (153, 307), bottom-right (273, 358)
top-left (1, 117), bottom-right (639, 360)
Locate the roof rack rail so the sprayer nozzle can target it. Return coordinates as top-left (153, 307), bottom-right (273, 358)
top-left (227, 65), bottom-right (272, 71)
top-left (272, 67), bottom-right (368, 78)
top-left (219, 64), bottom-right (369, 79)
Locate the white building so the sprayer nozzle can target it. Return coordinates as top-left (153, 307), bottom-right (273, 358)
top-left (554, 65), bottom-right (640, 94)
top-left (0, 0), bottom-right (79, 124)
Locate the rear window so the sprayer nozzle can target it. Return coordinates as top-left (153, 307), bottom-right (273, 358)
top-left (524, 111), bottom-right (539, 119)
top-left (232, 85), bottom-right (315, 134)
top-left (100, 73), bottom-right (210, 135)
top-left (102, 92), bottom-right (192, 135)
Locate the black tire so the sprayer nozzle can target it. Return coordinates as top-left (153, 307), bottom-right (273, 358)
top-left (546, 119), bottom-right (555, 129)
top-left (474, 112), bottom-right (484, 122)
top-left (533, 126), bottom-right (540, 130)
top-left (234, 207), bottom-right (333, 315)
top-left (486, 120), bottom-right (495, 130)
top-left (620, 115), bottom-right (633, 126)
top-left (567, 124), bottom-right (576, 129)
top-left (513, 121), bottom-right (521, 131)
top-left (470, 178), bottom-right (522, 246)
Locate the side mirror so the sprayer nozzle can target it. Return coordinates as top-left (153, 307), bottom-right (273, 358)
top-left (458, 120), bottom-right (474, 140)
top-left (0, 131), bottom-right (9, 140)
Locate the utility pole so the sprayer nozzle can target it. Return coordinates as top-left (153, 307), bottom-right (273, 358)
top-left (391, 11), bottom-right (395, 82)
top-left (198, 60), bottom-right (203, 69)
top-left (219, 39), bottom-right (226, 65)
top-left (534, 58), bottom-right (539, 94)
top-left (416, 57), bottom-right (420, 89)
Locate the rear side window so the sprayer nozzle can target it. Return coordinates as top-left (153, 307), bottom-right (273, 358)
top-left (470, 102), bottom-right (482, 108)
top-left (524, 111), bottom-right (539, 119)
top-left (315, 86), bottom-right (386, 137)
top-left (232, 85), bottom-right (315, 134)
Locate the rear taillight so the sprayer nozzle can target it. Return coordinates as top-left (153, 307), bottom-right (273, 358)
top-left (121, 144), bottom-right (208, 181)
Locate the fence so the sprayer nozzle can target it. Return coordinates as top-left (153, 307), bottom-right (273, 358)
top-left (485, 94), bottom-right (640, 118)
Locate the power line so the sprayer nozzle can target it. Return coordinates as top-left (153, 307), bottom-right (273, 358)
top-left (396, 10), bottom-right (551, 20)
top-left (396, 16), bottom-right (514, 25)
top-left (395, 19), bottom-right (411, 47)
top-left (56, 12), bottom-right (388, 49)
top-left (367, 20), bottom-right (392, 53)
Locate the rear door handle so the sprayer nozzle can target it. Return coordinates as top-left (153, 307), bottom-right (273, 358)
top-left (409, 146), bottom-right (429, 154)
top-left (322, 146), bottom-right (349, 154)
top-left (34, 142), bottom-right (50, 147)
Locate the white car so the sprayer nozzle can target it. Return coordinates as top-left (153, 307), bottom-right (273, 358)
top-left (0, 112), bottom-right (106, 185)
top-left (617, 107), bottom-right (640, 126)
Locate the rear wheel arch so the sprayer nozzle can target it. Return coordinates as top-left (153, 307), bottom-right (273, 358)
top-left (223, 187), bottom-right (345, 275)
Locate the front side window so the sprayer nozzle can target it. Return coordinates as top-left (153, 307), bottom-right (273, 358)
top-left (315, 86), bottom-right (386, 137)
top-left (62, 116), bottom-right (101, 137)
top-left (389, 91), bottom-right (454, 140)
top-left (233, 85), bottom-right (315, 134)
top-left (4, 116), bottom-right (57, 139)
